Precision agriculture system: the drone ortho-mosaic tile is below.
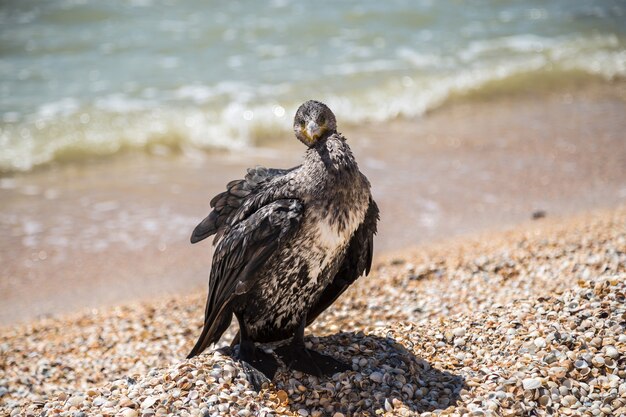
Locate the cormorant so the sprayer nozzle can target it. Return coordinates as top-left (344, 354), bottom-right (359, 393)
top-left (187, 100), bottom-right (379, 388)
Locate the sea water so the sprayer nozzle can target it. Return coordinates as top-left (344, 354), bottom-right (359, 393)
top-left (1, 0), bottom-right (625, 172)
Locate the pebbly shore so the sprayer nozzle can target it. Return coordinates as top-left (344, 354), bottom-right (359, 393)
top-left (1, 206), bottom-right (625, 416)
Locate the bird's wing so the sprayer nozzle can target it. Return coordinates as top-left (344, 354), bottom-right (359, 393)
top-left (306, 197), bottom-right (379, 325)
top-left (187, 198), bottom-right (303, 358)
top-left (190, 166), bottom-right (298, 244)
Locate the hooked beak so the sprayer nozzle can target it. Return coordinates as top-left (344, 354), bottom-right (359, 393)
top-left (306, 121), bottom-right (321, 139)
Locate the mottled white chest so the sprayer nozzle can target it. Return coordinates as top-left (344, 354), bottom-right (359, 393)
top-left (316, 216), bottom-right (348, 248)
top-left (306, 203), bottom-right (367, 284)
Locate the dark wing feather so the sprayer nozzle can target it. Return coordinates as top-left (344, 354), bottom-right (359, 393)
top-left (190, 166), bottom-right (297, 244)
top-left (187, 198), bottom-right (303, 358)
top-left (306, 198), bottom-right (379, 325)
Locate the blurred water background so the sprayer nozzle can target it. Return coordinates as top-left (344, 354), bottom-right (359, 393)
top-left (1, 0), bottom-right (625, 173)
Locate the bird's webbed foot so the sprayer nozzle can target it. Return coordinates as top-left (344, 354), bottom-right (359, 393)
top-left (236, 341), bottom-right (278, 391)
top-left (275, 344), bottom-right (352, 377)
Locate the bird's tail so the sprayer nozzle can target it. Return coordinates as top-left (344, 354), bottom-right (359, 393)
top-left (187, 308), bottom-right (233, 359)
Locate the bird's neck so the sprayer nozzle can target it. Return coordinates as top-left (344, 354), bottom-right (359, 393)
top-left (306, 134), bottom-right (358, 174)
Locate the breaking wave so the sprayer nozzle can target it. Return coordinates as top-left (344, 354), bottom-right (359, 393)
top-left (1, 26), bottom-right (625, 173)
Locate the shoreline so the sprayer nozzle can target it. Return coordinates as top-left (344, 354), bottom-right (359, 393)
top-left (2, 77), bottom-right (625, 179)
top-left (2, 204), bottom-right (625, 416)
top-left (1, 80), bottom-right (626, 324)
top-left (1, 202), bottom-right (622, 333)
top-left (2, 74), bottom-right (624, 178)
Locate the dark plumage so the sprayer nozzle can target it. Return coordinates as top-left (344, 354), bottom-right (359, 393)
top-left (188, 100), bottom-right (379, 387)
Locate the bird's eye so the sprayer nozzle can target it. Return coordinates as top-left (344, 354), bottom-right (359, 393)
top-left (318, 116), bottom-right (326, 125)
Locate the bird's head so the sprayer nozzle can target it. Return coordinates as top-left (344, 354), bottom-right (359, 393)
top-left (293, 100), bottom-right (337, 147)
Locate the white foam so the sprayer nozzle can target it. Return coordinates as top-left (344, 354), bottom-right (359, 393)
top-left (94, 94), bottom-right (157, 113)
top-left (37, 98), bottom-right (80, 120)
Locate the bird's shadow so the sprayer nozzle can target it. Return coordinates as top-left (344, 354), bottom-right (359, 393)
top-left (268, 331), bottom-right (466, 416)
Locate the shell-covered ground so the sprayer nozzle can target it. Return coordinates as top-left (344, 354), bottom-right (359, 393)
top-left (1, 206), bottom-right (625, 417)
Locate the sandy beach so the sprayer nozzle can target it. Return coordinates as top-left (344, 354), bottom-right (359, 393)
top-left (2, 201), bottom-right (625, 416)
top-left (1, 82), bottom-right (626, 325)
top-left (0, 81), bottom-right (625, 416)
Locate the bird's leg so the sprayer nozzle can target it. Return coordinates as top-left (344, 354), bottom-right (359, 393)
top-left (275, 314), bottom-right (351, 377)
top-left (234, 314), bottom-right (278, 391)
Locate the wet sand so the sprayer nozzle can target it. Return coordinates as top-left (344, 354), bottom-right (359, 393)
top-left (1, 82), bottom-right (625, 324)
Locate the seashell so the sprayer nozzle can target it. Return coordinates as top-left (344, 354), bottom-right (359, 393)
top-left (384, 398), bottom-right (393, 412)
top-left (120, 408), bottom-right (138, 417)
top-left (605, 346), bottom-right (619, 359)
top-left (543, 353), bottom-right (557, 364)
top-left (369, 372), bottom-right (383, 383)
top-left (402, 384), bottom-right (414, 399)
top-left (92, 397), bottom-right (105, 406)
top-left (591, 356), bottom-right (605, 367)
top-left (383, 372), bottom-right (393, 385)
top-left (549, 367), bottom-right (567, 379)
top-left (140, 396), bottom-right (158, 410)
top-left (566, 394), bottom-right (577, 405)
top-left (523, 389), bottom-right (537, 400)
top-left (561, 359), bottom-right (573, 370)
top-left (452, 327), bottom-right (466, 338)
top-left (534, 337), bottom-right (547, 348)
top-left (119, 398), bottom-right (135, 408)
top-left (522, 378), bottom-right (542, 390)
top-left (276, 390), bottom-right (288, 405)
